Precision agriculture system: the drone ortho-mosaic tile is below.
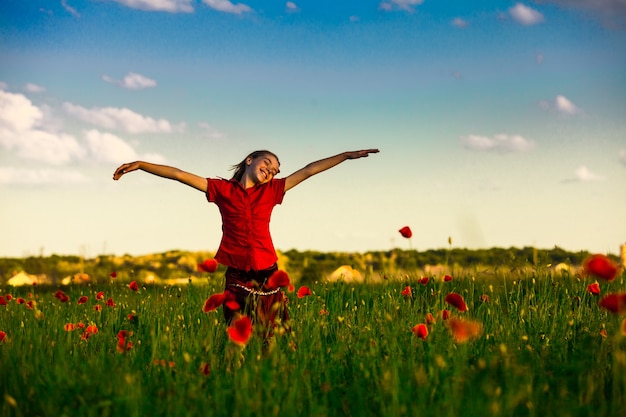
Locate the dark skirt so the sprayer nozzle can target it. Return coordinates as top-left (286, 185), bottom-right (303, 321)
top-left (223, 264), bottom-right (290, 334)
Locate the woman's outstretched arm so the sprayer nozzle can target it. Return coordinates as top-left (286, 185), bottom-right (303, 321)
top-left (113, 161), bottom-right (208, 192)
top-left (284, 149), bottom-right (379, 192)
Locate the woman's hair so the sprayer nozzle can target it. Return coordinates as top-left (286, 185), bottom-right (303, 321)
top-left (230, 150), bottom-right (280, 181)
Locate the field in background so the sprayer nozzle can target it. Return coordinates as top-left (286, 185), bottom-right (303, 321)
top-left (1, 266), bottom-right (625, 417)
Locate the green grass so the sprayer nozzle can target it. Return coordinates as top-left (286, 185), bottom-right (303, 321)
top-left (1, 268), bottom-right (625, 417)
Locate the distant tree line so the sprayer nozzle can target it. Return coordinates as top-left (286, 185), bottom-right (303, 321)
top-left (0, 246), bottom-right (604, 286)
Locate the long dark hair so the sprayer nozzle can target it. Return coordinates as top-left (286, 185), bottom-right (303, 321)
top-left (230, 150), bottom-right (280, 182)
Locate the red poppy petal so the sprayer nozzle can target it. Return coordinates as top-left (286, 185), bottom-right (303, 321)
top-left (266, 270), bottom-right (290, 289)
top-left (412, 323), bottom-right (428, 340)
top-left (587, 282), bottom-right (601, 296)
top-left (398, 226), bottom-right (412, 239)
top-left (228, 316), bottom-right (253, 345)
top-left (583, 254), bottom-right (620, 281)
top-left (129, 281), bottom-right (138, 291)
top-left (297, 286), bottom-right (312, 298)
top-left (224, 300), bottom-right (240, 311)
top-left (447, 318), bottom-right (483, 343)
top-left (598, 293), bottom-right (626, 314)
top-left (203, 293), bottom-right (227, 313)
top-left (198, 259), bottom-right (218, 273)
top-left (445, 292), bottom-right (468, 312)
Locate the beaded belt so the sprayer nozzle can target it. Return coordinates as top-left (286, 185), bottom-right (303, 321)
top-left (230, 283), bottom-right (280, 296)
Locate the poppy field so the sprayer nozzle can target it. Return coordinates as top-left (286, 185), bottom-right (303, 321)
top-left (1, 255), bottom-right (625, 417)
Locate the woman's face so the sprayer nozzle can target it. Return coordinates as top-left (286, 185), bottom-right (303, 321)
top-left (246, 154), bottom-right (280, 184)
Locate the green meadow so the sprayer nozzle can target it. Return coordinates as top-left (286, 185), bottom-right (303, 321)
top-left (1, 267), bottom-right (625, 417)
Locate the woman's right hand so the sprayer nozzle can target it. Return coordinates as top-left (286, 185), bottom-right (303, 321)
top-left (113, 162), bottom-right (140, 180)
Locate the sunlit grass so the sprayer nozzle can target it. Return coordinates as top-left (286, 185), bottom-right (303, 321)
top-left (1, 267), bottom-right (625, 417)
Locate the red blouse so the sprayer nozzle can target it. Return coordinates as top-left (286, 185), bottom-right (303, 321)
top-left (206, 177), bottom-right (286, 271)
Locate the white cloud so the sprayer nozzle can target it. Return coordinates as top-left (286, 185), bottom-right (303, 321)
top-left (61, 0), bottom-right (80, 18)
top-left (84, 129), bottom-right (139, 164)
top-left (202, 0), bottom-right (252, 14)
top-left (379, 0), bottom-right (424, 13)
top-left (198, 122), bottom-right (224, 140)
top-left (540, 0), bottom-right (626, 29)
top-left (0, 90), bottom-right (85, 164)
top-left (0, 90), bottom-right (166, 173)
top-left (110, 0), bottom-right (194, 13)
top-left (619, 149), bottom-right (626, 166)
top-left (0, 167), bottom-right (90, 185)
top-left (460, 134), bottom-right (535, 153)
top-left (539, 95), bottom-right (582, 115)
top-left (509, 3), bottom-right (544, 25)
top-left (575, 165), bottom-right (605, 182)
top-left (63, 102), bottom-right (181, 134)
top-left (84, 129), bottom-right (167, 165)
top-left (452, 18), bottom-right (468, 28)
top-left (102, 72), bottom-right (157, 90)
top-left (24, 83), bottom-right (46, 93)
top-left (286, 2), bottom-right (298, 12)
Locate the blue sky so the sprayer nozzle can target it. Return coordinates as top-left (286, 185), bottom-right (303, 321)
top-left (1, 0), bottom-right (625, 258)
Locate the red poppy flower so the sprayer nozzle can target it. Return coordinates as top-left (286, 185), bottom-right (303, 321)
top-left (25, 300), bottom-right (35, 310)
top-left (94, 305), bottom-right (102, 311)
top-left (116, 330), bottom-right (133, 353)
top-left (0, 331), bottom-right (6, 343)
top-left (105, 298), bottom-right (115, 307)
top-left (599, 329), bottom-right (608, 338)
top-left (297, 286), bottom-right (312, 298)
top-left (598, 293), bottom-right (626, 314)
top-left (16, 298), bottom-right (25, 304)
top-left (418, 277), bottom-right (429, 286)
top-left (443, 275), bottom-right (453, 282)
top-left (203, 292), bottom-right (227, 313)
top-left (86, 324), bottom-right (98, 334)
top-left (583, 254), bottom-right (620, 281)
top-left (5, 295), bottom-right (12, 301)
top-left (54, 290), bottom-right (70, 303)
top-left (412, 323), bottom-right (428, 340)
top-left (425, 313), bottom-right (436, 326)
top-left (128, 281), bottom-right (138, 292)
top-left (128, 314), bottom-right (138, 323)
top-left (96, 291), bottom-right (104, 300)
top-left (445, 292), bottom-right (468, 312)
top-left (117, 339), bottom-right (134, 353)
top-left (319, 309), bottom-right (329, 316)
top-left (0, 296), bottom-right (6, 306)
top-left (266, 270), bottom-right (290, 289)
top-left (587, 282), bottom-right (601, 296)
top-left (197, 259), bottom-right (218, 273)
top-left (398, 226), bottom-right (412, 239)
top-left (77, 296), bottom-right (88, 305)
top-left (441, 309), bottom-right (451, 320)
top-left (199, 362), bottom-right (211, 376)
top-left (479, 294), bottom-right (491, 303)
top-left (401, 285), bottom-right (412, 298)
top-left (64, 323), bottom-right (75, 332)
top-left (110, 271), bottom-right (117, 279)
top-left (76, 322), bottom-right (85, 329)
top-left (227, 315), bottom-right (253, 346)
top-left (446, 317), bottom-right (483, 343)
top-left (224, 300), bottom-right (241, 311)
